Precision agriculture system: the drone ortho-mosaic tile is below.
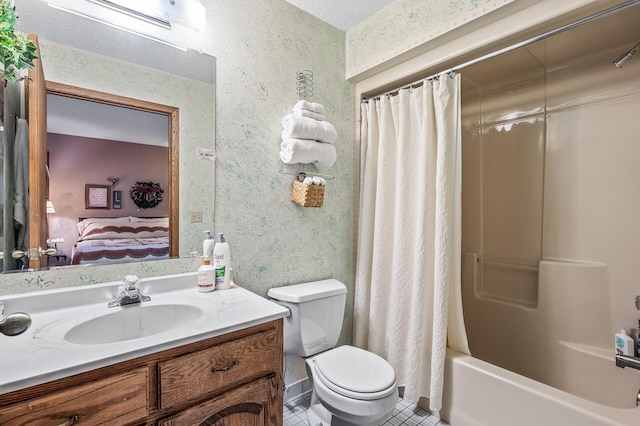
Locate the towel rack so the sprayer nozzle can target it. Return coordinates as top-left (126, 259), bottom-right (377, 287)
top-left (296, 70), bottom-right (313, 100)
top-left (280, 70), bottom-right (334, 180)
top-left (278, 162), bottom-right (335, 181)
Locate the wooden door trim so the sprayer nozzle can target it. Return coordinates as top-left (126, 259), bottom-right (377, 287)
top-left (26, 34), bottom-right (47, 269)
top-left (44, 81), bottom-right (180, 258)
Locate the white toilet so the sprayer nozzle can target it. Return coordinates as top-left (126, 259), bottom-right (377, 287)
top-left (268, 279), bottom-right (398, 426)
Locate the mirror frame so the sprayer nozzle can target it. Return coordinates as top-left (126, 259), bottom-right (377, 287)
top-left (43, 81), bottom-right (180, 259)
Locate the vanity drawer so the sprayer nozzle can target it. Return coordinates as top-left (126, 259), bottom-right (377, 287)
top-left (0, 368), bottom-right (148, 425)
top-left (159, 327), bottom-right (280, 409)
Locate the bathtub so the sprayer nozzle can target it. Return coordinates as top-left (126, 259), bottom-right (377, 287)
top-left (449, 255), bottom-right (640, 424)
top-left (440, 350), bottom-right (640, 426)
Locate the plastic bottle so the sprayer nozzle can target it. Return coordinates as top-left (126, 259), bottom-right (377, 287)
top-left (213, 233), bottom-right (231, 290)
top-left (197, 257), bottom-right (215, 292)
top-left (203, 230), bottom-right (215, 258)
top-left (637, 320), bottom-right (640, 356)
top-left (615, 326), bottom-right (634, 356)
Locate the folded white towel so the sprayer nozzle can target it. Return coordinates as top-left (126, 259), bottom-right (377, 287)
top-left (312, 176), bottom-right (326, 186)
top-left (293, 99), bottom-right (325, 115)
top-left (280, 139), bottom-right (337, 171)
top-left (293, 108), bottom-right (326, 122)
top-left (282, 114), bottom-right (337, 144)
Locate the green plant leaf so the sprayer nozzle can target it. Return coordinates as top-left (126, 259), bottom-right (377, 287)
top-left (0, 0), bottom-right (37, 84)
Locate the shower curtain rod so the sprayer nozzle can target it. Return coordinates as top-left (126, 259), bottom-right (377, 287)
top-left (363, 0), bottom-right (640, 101)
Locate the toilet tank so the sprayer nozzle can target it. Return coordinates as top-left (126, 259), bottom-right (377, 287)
top-left (267, 279), bottom-right (347, 357)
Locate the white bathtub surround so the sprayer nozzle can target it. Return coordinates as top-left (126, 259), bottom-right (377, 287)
top-left (441, 350), bottom-right (639, 426)
top-left (355, 75), bottom-right (469, 412)
top-left (0, 273), bottom-right (288, 395)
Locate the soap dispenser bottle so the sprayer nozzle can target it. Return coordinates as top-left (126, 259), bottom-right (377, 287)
top-left (203, 230), bottom-right (215, 258)
top-left (213, 233), bottom-right (231, 290)
top-left (197, 257), bottom-right (215, 293)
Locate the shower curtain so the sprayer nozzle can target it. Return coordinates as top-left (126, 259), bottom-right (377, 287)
top-left (354, 74), bottom-right (469, 412)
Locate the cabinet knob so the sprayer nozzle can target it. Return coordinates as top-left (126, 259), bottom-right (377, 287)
top-left (212, 360), bottom-right (239, 372)
top-left (58, 415), bottom-right (79, 426)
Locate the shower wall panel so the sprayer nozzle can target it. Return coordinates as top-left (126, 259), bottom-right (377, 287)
top-left (461, 71), bottom-right (545, 308)
top-left (544, 49), bottom-right (640, 331)
top-left (461, 34), bottom-right (640, 403)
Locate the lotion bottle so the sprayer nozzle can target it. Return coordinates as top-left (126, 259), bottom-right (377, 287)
top-left (197, 257), bottom-right (215, 293)
top-left (615, 327), bottom-right (634, 356)
top-left (203, 230), bottom-right (215, 258)
top-left (213, 233), bottom-right (231, 290)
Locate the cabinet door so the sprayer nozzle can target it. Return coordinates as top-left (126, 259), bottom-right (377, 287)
top-left (158, 376), bottom-right (280, 426)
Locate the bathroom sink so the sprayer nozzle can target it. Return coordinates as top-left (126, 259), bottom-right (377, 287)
top-left (64, 304), bottom-right (203, 345)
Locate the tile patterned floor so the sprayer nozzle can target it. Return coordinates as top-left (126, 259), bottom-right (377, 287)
top-left (284, 392), bottom-right (450, 426)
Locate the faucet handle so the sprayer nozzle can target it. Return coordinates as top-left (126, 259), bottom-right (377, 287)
top-left (123, 275), bottom-right (140, 290)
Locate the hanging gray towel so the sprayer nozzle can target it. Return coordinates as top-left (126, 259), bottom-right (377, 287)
top-left (13, 118), bottom-right (29, 251)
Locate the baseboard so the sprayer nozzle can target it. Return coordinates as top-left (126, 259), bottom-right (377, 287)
top-left (283, 377), bottom-right (311, 403)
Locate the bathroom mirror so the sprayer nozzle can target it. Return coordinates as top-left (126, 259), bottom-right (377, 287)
top-left (4, 0), bottom-right (216, 274)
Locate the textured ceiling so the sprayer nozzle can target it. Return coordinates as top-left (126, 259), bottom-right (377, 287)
top-left (286, 0), bottom-right (394, 31)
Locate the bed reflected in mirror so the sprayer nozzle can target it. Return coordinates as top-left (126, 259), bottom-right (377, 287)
top-left (46, 86), bottom-right (177, 268)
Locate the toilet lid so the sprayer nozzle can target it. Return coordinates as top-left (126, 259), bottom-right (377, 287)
top-left (313, 345), bottom-right (396, 398)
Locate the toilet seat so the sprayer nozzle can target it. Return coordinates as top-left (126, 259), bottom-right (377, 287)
top-left (312, 345), bottom-right (397, 400)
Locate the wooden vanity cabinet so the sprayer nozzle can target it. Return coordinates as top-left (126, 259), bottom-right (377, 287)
top-left (157, 376), bottom-right (279, 425)
top-left (0, 319), bottom-right (283, 426)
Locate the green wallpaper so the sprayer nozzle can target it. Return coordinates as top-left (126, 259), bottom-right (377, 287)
top-left (0, 0), bottom-right (354, 303)
top-left (0, 0), bottom-right (559, 390)
top-left (346, 0), bottom-right (516, 78)
top-left (0, 0), bottom-right (354, 385)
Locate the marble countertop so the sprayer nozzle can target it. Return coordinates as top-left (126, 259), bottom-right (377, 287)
top-left (0, 272), bottom-right (288, 395)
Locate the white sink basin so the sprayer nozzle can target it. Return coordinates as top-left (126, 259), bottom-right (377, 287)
top-left (0, 272), bottom-right (290, 396)
top-left (64, 304), bottom-right (203, 345)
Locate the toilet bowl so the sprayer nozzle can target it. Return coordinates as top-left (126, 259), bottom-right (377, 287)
top-left (306, 345), bottom-right (398, 426)
top-left (267, 279), bottom-right (398, 425)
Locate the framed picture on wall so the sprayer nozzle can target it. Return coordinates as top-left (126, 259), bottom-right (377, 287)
top-left (113, 190), bottom-right (122, 209)
top-left (85, 184), bottom-right (110, 209)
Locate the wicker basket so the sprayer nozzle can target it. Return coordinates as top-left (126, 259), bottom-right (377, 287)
top-left (291, 180), bottom-right (325, 207)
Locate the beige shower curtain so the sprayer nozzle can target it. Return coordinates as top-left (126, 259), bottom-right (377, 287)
top-left (354, 74), bottom-right (469, 412)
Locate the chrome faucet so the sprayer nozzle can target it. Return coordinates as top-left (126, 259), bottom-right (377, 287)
top-left (108, 275), bottom-right (150, 308)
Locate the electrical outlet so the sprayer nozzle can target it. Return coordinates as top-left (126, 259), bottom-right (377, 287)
top-left (190, 211), bottom-right (203, 223)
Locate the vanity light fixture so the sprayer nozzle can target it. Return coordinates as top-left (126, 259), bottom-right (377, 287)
top-left (86, 0), bottom-right (173, 29)
top-left (43, 0), bottom-right (206, 52)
